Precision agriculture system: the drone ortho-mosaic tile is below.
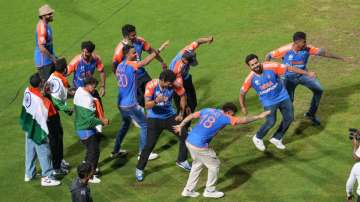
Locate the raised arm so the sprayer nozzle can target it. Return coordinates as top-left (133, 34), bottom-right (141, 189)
top-left (196, 36), bottom-right (214, 45)
top-left (147, 47), bottom-right (167, 70)
top-left (138, 40), bottom-right (169, 67)
top-left (317, 48), bottom-right (350, 61)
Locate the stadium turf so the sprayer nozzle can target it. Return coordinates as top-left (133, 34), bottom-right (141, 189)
top-left (0, 0), bottom-right (359, 201)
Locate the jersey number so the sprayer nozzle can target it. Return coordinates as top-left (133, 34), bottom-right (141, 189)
top-left (117, 73), bottom-right (128, 87)
top-left (200, 115), bottom-right (216, 128)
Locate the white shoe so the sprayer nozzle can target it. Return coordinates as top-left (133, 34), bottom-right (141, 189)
top-left (182, 189), bottom-right (200, 197)
top-left (203, 190), bottom-right (224, 198)
top-left (41, 176), bottom-right (61, 187)
top-left (24, 175), bottom-right (32, 182)
top-left (89, 175), bottom-right (101, 184)
top-left (269, 138), bottom-right (286, 150)
top-left (137, 152), bottom-right (159, 161)
top-left (252, 135), bottom-right (265, 151)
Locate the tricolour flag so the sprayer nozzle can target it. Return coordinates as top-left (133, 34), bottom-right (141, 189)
top-left (19, 87), bottom-right (50, 144)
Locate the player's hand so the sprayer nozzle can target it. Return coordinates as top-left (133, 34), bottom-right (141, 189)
top-left (341, 56), bottom-right (353, 63)
top-left (159, 40), bottom-right (170, 52)
top-left (208, 36), bottom-right (214, 44)
top-left (100, 118), bottom-right (110, 126)
top-left (259, 110), bottom-right (271, 118)
top-left (161, 62), bottom-right (167, 70)
top-left (99, 86), bottom-right (105, 97)
top-left (173, 125), bottom-right (182, 134)
top-left (307, 71), bottom-right (316, 79)
top-left (155, 95), bottom-right (166, 103)
top-left (175, 114), bottom-right (183, 122)
top-left (241, 107), bottom-right (248, 115)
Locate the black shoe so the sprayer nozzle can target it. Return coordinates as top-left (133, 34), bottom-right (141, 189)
top-left (110, 150), bottom-right (128, 158)
top-left (304, 112), bottom-right (321, 125)
top-left (53, 168), bottom-right (69, 176)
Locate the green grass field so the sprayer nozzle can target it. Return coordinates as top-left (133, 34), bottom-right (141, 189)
top-left (0, 0), bottom-right (359, 201)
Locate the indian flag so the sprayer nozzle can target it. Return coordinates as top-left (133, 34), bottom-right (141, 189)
top-left (48, 73), bottom-right (68, 103)
top-left (19, 87), bottom-right (49, 145)
top-left (73, 87), bottom-right (102, 130)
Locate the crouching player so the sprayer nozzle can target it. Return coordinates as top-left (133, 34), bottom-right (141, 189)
top-left (174, 103), bottom-right (270, 198)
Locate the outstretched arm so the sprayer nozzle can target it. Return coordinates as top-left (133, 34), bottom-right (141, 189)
top-left (147, 47), bottom-right (167, 70)
top-left (235, 110), bottom-right (271, 125)
top-left (318, 48), bottom-right (350, 61)
top-left (173, 112), bottom-right (199, 134)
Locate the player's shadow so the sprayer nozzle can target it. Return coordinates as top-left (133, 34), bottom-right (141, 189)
top-left (286, 82), bottom-right (360, 144)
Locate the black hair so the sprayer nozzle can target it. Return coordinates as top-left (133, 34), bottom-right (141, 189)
top-left (293, 31), bottom-right (306, 42)
top-left (54, 57), bottom-right (67, 72)
top-left (122, 44), bottom-right (135, 55)
top-left (122, 24), bottom-right (136, 37)
top-left (222, 102), bottom-right (238, 114)
top-left (245, 54), bottom-right (258, 65)
top-left (77, 162), bottom-right (92, 179)
top-left (159, 70), bottom-right (176, 83)
top-left (83, 77), bottom-right (98, 86)
top-left (29, 73), bottom-right (41, 88)
top-left (81, 41), bottom-right (95, 52)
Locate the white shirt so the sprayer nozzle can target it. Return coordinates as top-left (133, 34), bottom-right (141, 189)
top-left (346, 162), bottom-right (360, 197)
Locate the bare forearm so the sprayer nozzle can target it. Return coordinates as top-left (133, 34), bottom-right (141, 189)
top-left (179, 96), bottom-right (186, 114)
top-left (139, 52), bottom-right (157, 67)
top-left (40, 45), bottom-right (54, 59)
top-left (239, 93), bottom-right (246, 109)
top-left (99, 72), bottom-right (106, 87)
top-left (320, 50), bottom-right (344, 60)
top-left (196, 36), bottom-right (212, 45)
top-left (145, 100), bottom-right (156, 109)
top-left (265, 53), bottom-right (272, 61)
top-left (179, 114), bottom-right (195, 128)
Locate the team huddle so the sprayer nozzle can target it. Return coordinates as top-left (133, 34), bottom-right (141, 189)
top-left (20, 4), bottom-right (350, 200)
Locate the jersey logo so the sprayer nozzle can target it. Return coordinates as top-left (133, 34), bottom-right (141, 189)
top-left (24, 92), bottom-right (31, 108)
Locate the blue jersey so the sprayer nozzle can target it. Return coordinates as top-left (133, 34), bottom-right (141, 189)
top-left (34, 20), bottom-right (54, 67)
top-left (187, 108), bottom-right (237, 148)
top-left (169, 41), bottom-right (199, 80)
top-left (68, 54), bottom-right (104, 89)
top-left (112, 37), bottom-right (151, 78)
top-left (116, 61), bottom-right (141, 107)
top-left (144, 79), bottom-right (185, 119)
top-left (269, 43), bottom-right (322, 77)
top-left (241, 62), bottom-right (289, 107)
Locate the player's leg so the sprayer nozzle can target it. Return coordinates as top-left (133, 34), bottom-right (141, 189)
top-left (25, 133), bottom-right (37, 181)
top-left (201, 148), bottom-right (223, 198)
top-left (167, 115), bottom-right (190, 170)
top-left (112, 108), bottom-right (132, 156)
top-left (284, 76), bottom-right (299, 102)
top-left (136, 118), bottom-right (163, 171)
top-left (253, 104), bottom-right (277, 151)
top-left (136, 72), bottom-right (152, 108)
top-left (270, 99), bottom-right (294, 149)
top-left (299, 75), bottom-right (323, 124)
top-left (185, 75), bottom-right (197, 112)
top-left (182, 142), bottom-right (203, 197)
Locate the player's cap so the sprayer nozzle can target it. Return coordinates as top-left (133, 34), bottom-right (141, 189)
top-left (182, 51), bottom-right (198, 66)
top-left (39, 4), bottom-right (54, 16)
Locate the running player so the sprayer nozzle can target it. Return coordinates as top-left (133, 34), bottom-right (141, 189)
top-left (240, 54), bottom-right (316, 151)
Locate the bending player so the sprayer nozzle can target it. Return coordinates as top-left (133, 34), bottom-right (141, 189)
top-left (174, 103), bottom-right (270, 198)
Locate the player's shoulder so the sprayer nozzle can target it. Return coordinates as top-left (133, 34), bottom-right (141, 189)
top-left (70, 54), bottom-right (82, 64)
top-left (92, 52), bottom-right (102, 60)
top-left (263, 61), bottom-right (281, 68)
top-left (244, 71), bottom-right (255, 82)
